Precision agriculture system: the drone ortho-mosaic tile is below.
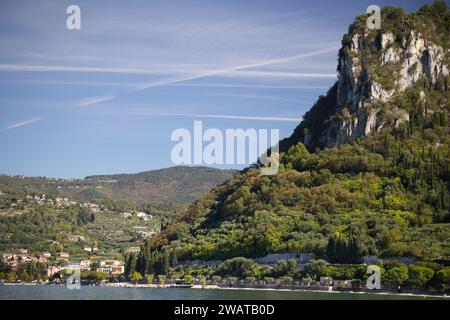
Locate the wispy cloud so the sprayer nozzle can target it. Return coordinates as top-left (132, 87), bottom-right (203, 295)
top-left (132, 46), bottom-right (338, 91)
top-left (0, 79), bottom-right (138, 87)
top-left (76, 46), bottom-right (338, 106)
top-left (0, 64), bottom-right (172, 75)
top-left (1, 49), bottom-right (336, 109)
top-left (84, 111), bottom-right (300, 122)
top-left (0, 79), bottom-right (329, 90)
top-left (170, 83), bottom-right (330, 90)
top-left (222, 70), bottom-right (336, 79)
top-left (170, 113), bottom-right (300, 122)
top-left (209, 93), bottom-right (312, 103)
top-left (4, 117), bottom-right (42, 130)
top-left (0, 64), bottom-right (336, 80)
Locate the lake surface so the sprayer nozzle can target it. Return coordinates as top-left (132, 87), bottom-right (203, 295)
top-left (0, 286), bottom-right (444, 300)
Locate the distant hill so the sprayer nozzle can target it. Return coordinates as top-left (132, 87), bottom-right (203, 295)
top-left (0, 166), bottom-right (236, 206)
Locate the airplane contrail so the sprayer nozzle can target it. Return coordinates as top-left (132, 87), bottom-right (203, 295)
top-left (4, 117), bottom-right (42, 130)
top-left (78, 46), bottom-right (338, 106)
top-left (168, 113), bottom-right (301, 122)
top-left (81, 111), bottom-right (300, 122)
top-left (133, 46), bottom-right (338, 91)
top-left (78, 95), bottom-right (116, 106)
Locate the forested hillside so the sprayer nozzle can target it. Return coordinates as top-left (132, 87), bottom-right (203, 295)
top-left (146, 2), bottom-right (450, 266)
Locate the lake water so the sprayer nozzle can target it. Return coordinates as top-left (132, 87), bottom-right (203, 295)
top-left (0, 285), bottom-right (444, 300)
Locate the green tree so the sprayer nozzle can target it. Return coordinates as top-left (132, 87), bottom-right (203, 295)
top-left (125, 254), bottom-right (136, 276)
top-left (158, 275), bottom-right (166, 285)
top-left (279, 276), bottom-right (294, 285)
top-left (145, 274), bottom-right (154, 284)
top-left (130, 271), bottom-right (142, 284)
top-left (434, 268), bottom-right (450, 292)
top-left (19, 272), bottom-right (31, 282)
top-left (245, 276), bottom-right (256, 285)
top-left (77, 207), bottom-right (95, 226)
top-left (183, 275), bottom-right (195, 285)
top-left (383, 266), bottom-right (409, 286)
top-left (351, 279), bottom-right (362, 290)
top-left (91, 261), bottom-right (100, 272)
top-left (224, 277), bottom-right (238, 285)
top-left (283, 142), bottom-right (311, 170)
top-left (383, 131), bottom-right (391, 160)
top-left (304, 260), bottom-right (328, 279)
top-left (326, 234), bottom-right (368, 263)
top-left (263, 277), bottom-right (275, 284)
top-left (170, 250), bottom-right (178, 268)
top-left (162, 251), bottom-right (170, 275)
top-left (407, 266), bottom-right (434, 289)
top-left (6, 272), bottom-right (18, 282)
top-left (217, 257), bottom-right (258, 278)
top-left (198, 276), bottom-right (207, 286)
top-left (95, 272), bottom-right (108, 281)
top-left (273, 259), bottom-right (298, 277)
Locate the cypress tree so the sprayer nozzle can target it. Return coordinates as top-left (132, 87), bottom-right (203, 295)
top-left (326, 237), bottom-right (335, 262)
top-left (171, 250), bottom-right (178, 268)
top-left (146, 252), bottom-right (154, 274)
top-left (383, 132), bottom-right (390, 160)
top-left (125, 254), bottom-right (136, 277)
top-left (430, 152), bottom-right (437, 191)
top-left (162, 251), bottom-right (170, 275)
top-left (442, 110), bottom-right (448, 126)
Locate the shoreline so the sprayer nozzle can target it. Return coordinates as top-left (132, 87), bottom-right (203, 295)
top-left (3, 282), bottom-right (447, 299)
top-left (103, 282), bottom-right (450, 298)
top-left (214, 286), bottom-right (449, 299)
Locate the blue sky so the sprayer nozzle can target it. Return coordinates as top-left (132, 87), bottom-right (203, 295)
top-left (0, 0), bottom-right (432, 178)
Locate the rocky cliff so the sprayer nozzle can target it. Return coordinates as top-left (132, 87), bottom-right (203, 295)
top-left (281, 3), bottom-right (449, 151)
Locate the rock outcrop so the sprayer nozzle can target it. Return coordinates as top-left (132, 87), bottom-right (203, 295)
top-left (280, 7), bottom-right (449, 152)
top-left (311, 30), bottom-right (448, 148)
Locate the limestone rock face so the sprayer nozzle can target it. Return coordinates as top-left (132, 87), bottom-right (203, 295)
top-left (310, 30), bottom-right (449, 149)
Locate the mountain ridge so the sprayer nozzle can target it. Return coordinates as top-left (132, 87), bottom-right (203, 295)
top-left (0, 166), bottom-right (236, 206)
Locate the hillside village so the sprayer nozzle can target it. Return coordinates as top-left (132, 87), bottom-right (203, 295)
top-left (1, 249), bottom-right (124, 279)
top-left (0, 189), bottom-right (160, 283)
